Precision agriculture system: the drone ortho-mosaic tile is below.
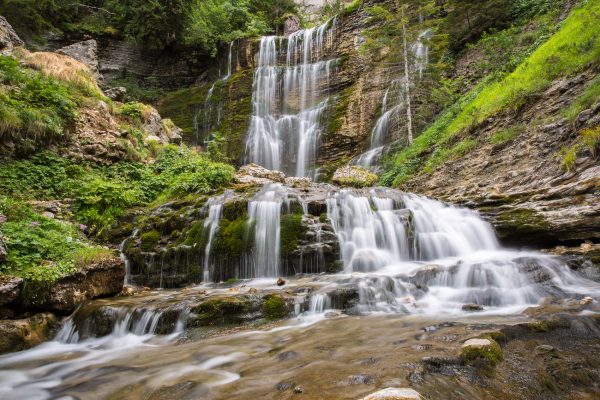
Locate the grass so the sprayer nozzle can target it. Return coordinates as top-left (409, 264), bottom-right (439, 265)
top-left (491, 125), bottom-right (526, 144)
top-left (561, 75), bottom-right (600, 121)
top-left (383, 0), bottom-right (600, 186)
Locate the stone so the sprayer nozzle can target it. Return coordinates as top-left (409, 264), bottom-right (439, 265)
top-left (332, 165), bottom-right (378, 188)
top-left (0, 313), bottom-right (59, 355)
top-left (535, 344), bottom-right (556, 355)
top-left (0, 16), bottom-right (24, 55)
top-left (41, 211), bottom-right (55, 219)
top-left (277, 351), bottom-right (299, 361)
top-left (293, 386), bottom-right (304, 394)
top-left (57, 39), bottom-right (100, 80)
top-left (361, 387), bottom-right (422, 400)
top-left (580, 296), bottom-right (593, 305)
top-left (284, 14), bottom-right (301, 36)
top-left (461, 303), bottom-right (484, 312)
top-left (460, 338), bottom-right (503, 367)
top-left (105, 86), bottom-right (127, 102)
top-left (0, 276), bottom-right (23, 306)
top-left (144, 135), bottom-right (163, 144)
top-left (0, 233), bottom-right (7, 262)
top-left (234, 164), bottom-right (287, 185)
top-left (277, 277), bottom-right (286, 286)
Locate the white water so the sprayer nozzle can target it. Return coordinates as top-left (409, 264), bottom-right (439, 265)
top-left (323, 189), bottom-right (600, 314)
top-left (203, 201), bottom-right (223, 282)
top-left (247, 184), bottom-right (284, 278)
top-left (245, 19), bottom-right (338, 178)
top-left (119, 228), bottom-right (138, 286)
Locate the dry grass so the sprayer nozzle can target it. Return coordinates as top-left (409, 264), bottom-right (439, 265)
top-left (15, 49), bottom-right (102, 97)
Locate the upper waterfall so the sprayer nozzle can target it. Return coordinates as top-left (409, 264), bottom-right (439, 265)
top-left (245, 19), bottom-right (338, 178)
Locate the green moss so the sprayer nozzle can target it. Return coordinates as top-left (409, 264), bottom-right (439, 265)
top-left (158, 85), bottom-right (210, 139)
top-left (218, 70), bottom-right (254, 162)
top-left (212, 214), bottom-right (253, 257)
top-left (496, 208), bottom-right (550, 238)
top-left (561, 75), bottom-right (600, 121)
top-left (280, 213), bottom-right (304, 257)
top-left (183, 220), bottom-right (208, 248)
top-left (140, 230), bottom-right (160, 252)
top-left (193, 296), bottom-right (252, 325)
top-left (262, 294), bottom-right (289, 320)
top-left (334, 166), bottom-right (378, 188)
top-left (461, 339), bottom-right (503, 373)
top-left (326, 85), bottom-right (356, 137)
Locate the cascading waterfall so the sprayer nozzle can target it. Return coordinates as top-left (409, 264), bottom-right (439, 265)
top-left (194, 41), bottom-right (236, 143)
top-left (203, 201), bottom-right (223, 282)
top-left (355, 29), bottom-right (433, 167)
top-left (119, 229), bottom-right (139, 286)
top-left (321, 189), bottom-right (600, 314)
top-left (245, 19), bottom-right (338, 178)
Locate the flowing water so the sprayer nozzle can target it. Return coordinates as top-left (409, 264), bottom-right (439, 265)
top-left (245, 19), bottom-right (338, 178)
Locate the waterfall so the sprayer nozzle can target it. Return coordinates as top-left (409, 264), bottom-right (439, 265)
top-left (355, 29), bottom-right (432, 167)
top-left (203, 202), bottom-right (223, 282)
top-left (245, 19), bottom-right (338, 178)
top-left (322, 189), bottom-right (599, 314)
top-left (195, 41), bottom-right (236, 143)
top-left (247, 184), bottom-right (284, 278)
top-left (120, 229), bottom-right (139, 286)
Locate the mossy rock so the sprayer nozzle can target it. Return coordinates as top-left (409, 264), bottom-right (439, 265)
top-left (262, 294), bottom-right (290, 320)
top-left (183, 220), bottom-right (209, 248)
top-left (191, 296), bottom-right (258, 326)
top-left (460, 338), bottom-right (503, 374)
top-left (333, 165), bottom-right (378, 188)
top-left (140, 230), bottom-right (161, 252)
top-left (212, 214), bottom-right (254, 258)
top-left (280, 213), bottom-right (305, 257)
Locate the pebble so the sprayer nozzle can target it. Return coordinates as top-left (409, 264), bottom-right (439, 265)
top-left (361, 387), bottom-right (422, 400)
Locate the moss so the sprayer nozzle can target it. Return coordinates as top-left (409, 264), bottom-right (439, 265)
top-left (496, 208), bottom-right (550, 237)
top-left (183, 220), bottom-right (208, 248)
top-left (280, 213), bottom-right (304, 257)
top-left (461, 339), bottom-right (503, 375)
top-left (262, 294), bottom-right (289, 320)
top-left (192, 296), bottom-right (253, 325)
top-left (158, 85), bottom-right (210, 139)
top-left (140, 230), bottom-right (161, 252)
top-left (319, 213), bottom-right (329, 223)
top-left (218, 70), bottom-right (254, 162)
top-left (212, 214), bottom-right (253, 257)
top-left (222, 199), bottom-right (250, 220)
top-left (326, 85), bottom-right (356, 137)
top-left (491, 125), bottom-right (525, 145)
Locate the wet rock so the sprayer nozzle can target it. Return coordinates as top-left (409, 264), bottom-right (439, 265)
top-left (234, 164), bottom-right (286, 185)
top-left (57, 39), bottom-right (100, 80)
top-left (277, 351), bottom-right (299, 361)
top-left (345, 374), bottom-right (374, 385)
top-left (0, 313), bottom-right (59, 355)
top-left (277, 277), bottom-right (286, 286)
top-left (0, 16), bottom-right (24, 54)
top-left (293, 386), bottom-right (304, 394)
top-left (361, 387), bottom-right (422, 400)
top-left (462, 303), bottom-right (484, 312)
top-left (0, 276), bottom-right (23, 306)
top-left (276, 381), bottom-right (293, 391)
top-left (332, 165), bottom-right (378, 188)
top-left (105, 86), bottom-right (127, 102)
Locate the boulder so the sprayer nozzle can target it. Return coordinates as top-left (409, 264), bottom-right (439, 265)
top-left (462, 303), bottom-right (484, 312)
top-left (0, 16), bottom-right (24, 54)
top-left (57, 39), bottom-right (101, 80)
top-left (0, 276), bottom-right (22, 306)
top-left (234, 164), bottom-right (286, 185)
top-left (0, 313), bottom-right (59, 355)
top-left (361, 388), bottom-right (422, 400)
top-left (105, 86), bottom-right (127, 102)
top-left (0, 233), bottom-right (7, 263)
top-left (332, 165), bottom-right (378, 188)
top-left (460, 338), bottom-right (503, 367)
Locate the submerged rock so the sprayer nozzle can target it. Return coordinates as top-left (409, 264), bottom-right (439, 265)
top-left (361, 387), bottom-right (421, 400)
top-left (461, 303), bottom-right (484, 312)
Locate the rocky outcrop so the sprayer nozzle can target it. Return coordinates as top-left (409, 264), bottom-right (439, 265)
top-left (402, 71), bottom-right (600, 247)
top-left (57, 39), bottom-right (101, 81)
top-left (17, 258), bottom-right (125, 313)
top-left (234, 163), bottom-right (286, 185)
top-left (0, 313), bottom-right (59, 354)
top-left (0, 276), bottom-right (22, 306)
top-left (0, 15), bottom-right (23, 54)
top-left (333, 165), bottom-right (378, 188)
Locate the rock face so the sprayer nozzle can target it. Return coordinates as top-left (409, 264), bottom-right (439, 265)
top-left (18, 258), bottom-right (125, 313)
top-left (234, 163), bottom-right (287, 185)
top-left (0, 313), bottom-right (58, 355)
top-left (402, 71), bottom-right (600, 247)
top-left (0, 233), bottom-right (7, 263)
top-left (0, 276), bottom-right (22, 306)
top-left (57, 39), bottom-right (101, 80)
top-left (0, 15), bottom-right (23, 54)
top-left (105, 86), bottom-right (127, 102)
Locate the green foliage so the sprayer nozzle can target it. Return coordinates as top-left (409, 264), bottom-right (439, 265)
top-left (0, 147), bottom-right (235, 234)
top-left (0, 0), bottom-right (80, 41)
top-left (0, 197), bottom-right (107, 283)
top-left (561, 76), bottom-right (600, 122)
top-left (383, 1), bottom-right (600, 186)
top-left (117, 102), bottom-right (151, 123)
top-left (0, 56), bottom-right (79, 154)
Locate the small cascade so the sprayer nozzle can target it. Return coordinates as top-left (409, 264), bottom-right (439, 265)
top-left (120, 229), bottom-right (139, 286)
top-left (195, 41), bottom-right (236, 143)
top-left (355, 29), bottom-right (433, 167)
top-left (203, 201), bottom-right (223, 282)
top-left (245, 19), bottom-right (339, 178)
top-left (247, 184), bottom-right (285, 278)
